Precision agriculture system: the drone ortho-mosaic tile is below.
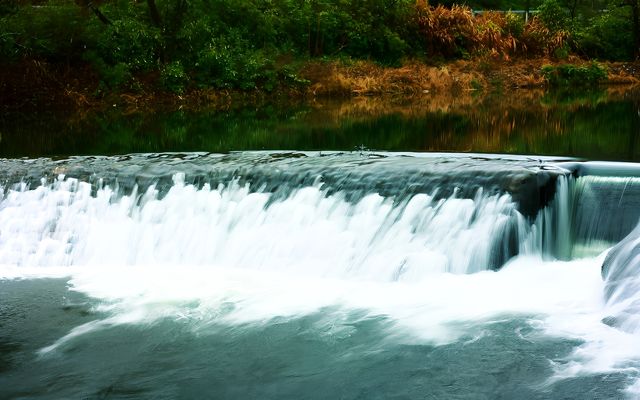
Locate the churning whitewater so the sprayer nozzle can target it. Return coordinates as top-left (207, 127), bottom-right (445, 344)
top-left (0, 172), bottom-right (533, 274)
top-left (2, 152), bottom-right (640, 399)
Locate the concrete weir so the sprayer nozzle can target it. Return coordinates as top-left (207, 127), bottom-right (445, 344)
top-left (553, 161), bottom-right (640, 248)
top-left (1, 151), bottom-right (639, 270)
top-left (0, 151), bottom-right (575, 218)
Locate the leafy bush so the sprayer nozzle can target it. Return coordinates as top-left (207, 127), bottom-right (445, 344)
top-left (0, 1), bottom-right (19, 17)
top-left (0, 3), bottom-right (88, 61)
top-left (574, 9), bottom-right (634, 61)
top-left (83, 51), bottom-right (132, 89)
top-left (505, 12), bottom-right (525, 35)
top-left (536, 0), bottom-right (569, 32)
top-left (160, 61), bottom-right (189, 93)
top-left (88, 15), bottom-right (161, 71)
top-left (541, 62), bottom-right (607, 87)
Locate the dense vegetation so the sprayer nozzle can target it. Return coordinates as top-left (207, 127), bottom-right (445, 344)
top-left (0, 0), bottom-right (637, 94)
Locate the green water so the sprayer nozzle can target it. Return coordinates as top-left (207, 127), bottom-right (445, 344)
top-left (1, 89), bottom-right (639, 160)
top-left (0, 279), bottom-right (632, 400)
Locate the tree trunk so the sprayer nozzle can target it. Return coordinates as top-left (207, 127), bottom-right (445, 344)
top-left (89, 5), bottom-right (111, 25)
top-left (79, 1), bottom-right (111, 25)
top-left (569, 0), bottom-right (579, 21)
top-left (147, 0), bottom-right (162, 28)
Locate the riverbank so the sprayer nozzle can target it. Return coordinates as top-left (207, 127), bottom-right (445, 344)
top-left (2, 57), bottom-right (639, 113)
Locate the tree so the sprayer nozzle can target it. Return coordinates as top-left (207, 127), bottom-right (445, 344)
top-left (146, 0), bottom-right (162, 27)
top-left (75, 0), bottom-right (112, 25)
top-left (623, 0), bottom-right (640, 58)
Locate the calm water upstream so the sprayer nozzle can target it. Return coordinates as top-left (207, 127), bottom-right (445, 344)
top-left (1, 89), bottom-right (639, 160)
top-left (2, 90), bottom-right (640, 399)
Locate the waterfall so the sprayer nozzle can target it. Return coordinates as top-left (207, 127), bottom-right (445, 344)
top-left (573, 176), bottom-right (640, 253)
top-left (523, 174), bottom-right (640, 261)
top-left (3, 154), bottom-right (640, 279)
top-left (0, 173), bottom-right (536, 277)
top-left (601, 223), bottom-right (640, 333)
top-left (520, 175), bottom-right (574, 259)
top-left (4, 152), bottom-right (640, 398)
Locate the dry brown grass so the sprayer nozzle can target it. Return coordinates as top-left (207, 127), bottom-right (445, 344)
top-left (301, 60), bottom-right (487, 97)
top-left (603, 62), bottom-right (640, 85)
top-left (299, 57), bottom-right (640, 99)
top-left (474, 12), bottom-right (518, 59)
top-left (414, 1), bottom-right (568, 59)
top-left (5, 56), bottom-right (640, 115)
top-left (519, 17), bottom-right (568, 57)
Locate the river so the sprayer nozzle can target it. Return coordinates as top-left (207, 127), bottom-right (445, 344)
top-left (1, 89), bottom-right (640, 399)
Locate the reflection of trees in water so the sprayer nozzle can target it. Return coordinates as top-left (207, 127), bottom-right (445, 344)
top-left (630, 96), bottom-right (640, 160)
top-left (1, 87), bottom-right (640, 160)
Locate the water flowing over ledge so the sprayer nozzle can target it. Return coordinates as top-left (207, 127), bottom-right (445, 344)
top-left (3, 151), bottom-right (640, 399)
top-left (1, 151), bottom-right (639, 274)
top-left (0, 152), bottom-right (575, 274)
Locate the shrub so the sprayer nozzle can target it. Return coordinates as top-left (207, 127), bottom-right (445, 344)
top-left (475, 11), bottom-right (519, 57)
top-left (160, 61), bottom-right (189, 94)
top-left (0, 1), bottom-right (19, 17)
top-left (574, 9), bottom-right (634, 61)
top-left (89, 17), bottom-right (161, 71)
top-left (414, 2), bottom-right (566, 59)
top-left (541, 62), bottom-right (607, 87)
top-left (519, 16), bottom-right (568, 57)
top-left (536, 0), bottom-right (569, 32)
top-left (415, 2), bottom-right (476, 58)
top-left (0, 3), bottom-right (88, 61)
top-left (83, 51), bottom-right (132, 89)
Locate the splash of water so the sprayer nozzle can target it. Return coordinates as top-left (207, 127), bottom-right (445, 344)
top-left (3, 158), bottom-right (640, 397)
top-left (0, 173), bottom-right (537, 276)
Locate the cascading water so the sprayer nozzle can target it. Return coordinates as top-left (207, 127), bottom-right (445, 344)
top-left (602, 224), bottom-right (640, 333)
top-left (0, 152), bottom-right (567, 275)
top-left (0, 173), bottom-right (535, 276)
top-left (2, 152), bottom-right (640, 399)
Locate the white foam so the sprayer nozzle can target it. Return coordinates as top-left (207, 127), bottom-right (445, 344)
top-left (0, 174), bottom-right (522, 277)
top-left (26, 253), bottom-right (640, 395)
top-left (3, 173), bottom-right (640, 395)
top-left (35, 256), bottom-right (604, 353)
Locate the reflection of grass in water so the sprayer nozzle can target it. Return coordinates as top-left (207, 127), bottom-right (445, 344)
top-left (540, 88), bottom-right (608, 108)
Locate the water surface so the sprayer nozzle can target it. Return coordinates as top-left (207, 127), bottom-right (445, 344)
top-left (1, 89), bottom-right (639, 160)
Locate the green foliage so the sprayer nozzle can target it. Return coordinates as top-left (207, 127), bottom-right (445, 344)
top-left (532, 0), bottom-right (635, 61)
top-left (0, 0), bottom-right (633, 94)
top-left (536, 0), bottom-right (569, 32)
top-left (0, 3), bottom-right (87, 61)
top-left (97, 18), bottom-right (161, 71)
top-left (160, 61), bottom-right (188, 94)
top-left (0, 1), bottom-right (19, 18)
top-left (541, 62), bottom-right (607, 87)
top-left (503, 12), bottom-right (525, 38)
top-left (553, 45), bottom-right (570, 59)
top-left (574, 8), bottom-right (634, 61)
top-left (83, 51), bottom-right (132, 89)
top-left (192, 33), bottom-right (269, 90)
